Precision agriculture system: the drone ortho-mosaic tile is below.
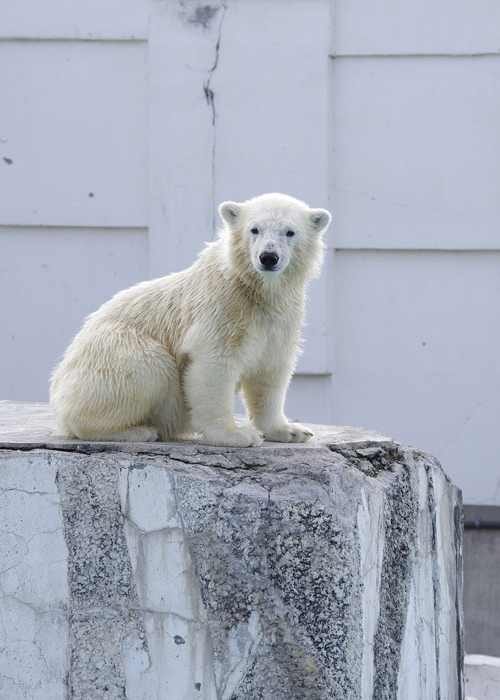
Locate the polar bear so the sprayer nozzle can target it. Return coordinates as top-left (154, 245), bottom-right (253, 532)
top-left (50, 193), bottom-right (331, 447)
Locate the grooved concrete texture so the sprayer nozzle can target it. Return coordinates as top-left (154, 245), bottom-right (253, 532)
top-left (0, 401), bottom-right (464, 699)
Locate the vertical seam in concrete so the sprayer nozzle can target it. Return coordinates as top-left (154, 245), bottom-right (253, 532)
top-left (454, 498), bottom-right (465, 700)
top-left (372, 462), bottom-right (418, 700)
top-left (45, 450), bottom-right (72, 700)
top-left (358, 487), bottom-right (385, 699)
top-left (425, 463), bottom-right (441, 700)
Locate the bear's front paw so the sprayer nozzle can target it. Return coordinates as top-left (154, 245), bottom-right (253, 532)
top-left (264, 423), bottom-right (313, 443)
top-left (202, 426), bottom-right (265, 448)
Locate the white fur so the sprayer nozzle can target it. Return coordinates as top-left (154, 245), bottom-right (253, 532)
top-left (50, 193), bottom-right (331, 447)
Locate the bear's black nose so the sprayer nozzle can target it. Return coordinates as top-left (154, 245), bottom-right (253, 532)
top-left (260, 252), bottom-right (279, 269)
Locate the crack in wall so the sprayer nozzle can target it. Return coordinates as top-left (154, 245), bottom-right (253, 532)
top-left (202, 3), bottom-right (226, 124)
top-left (0, 486), bottom-right (54, 496)
top-left (0, 597), bottom-right (68, 695)
top-left (333, 186), bottom-right (497, 223)
top-left (0, 527), bottom-right (65, 581)
top-left (437, 389), bottom-right (499, 457)
top-left (202, 3), bottom-right (227, 236)
top-left (1, 593), bottom-right (67, 617)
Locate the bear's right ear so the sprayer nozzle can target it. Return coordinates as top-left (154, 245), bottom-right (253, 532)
top-left (219, 201), bottom-right (242, 226)
top-left (309, 208), bottom-right (332, 233)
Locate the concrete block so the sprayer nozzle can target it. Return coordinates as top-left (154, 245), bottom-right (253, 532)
top-left (464, 654), bottom-right (500, 700)
top-left (463, 506), bottom-right (500, 656)
top-left (0, 401), bottom-right (463, 699)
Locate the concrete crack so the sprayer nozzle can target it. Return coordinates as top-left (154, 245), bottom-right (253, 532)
top-left (333, 187), bottom-right (500, 226)
top-left (203, 3), bottom-right (226, 126)
top-left (202, 2), bottom-right (227, 236)
top-left (1, 593), bottom-right (68, 618)
top-left (0, 486), bottom-right (53, 496)
top-left (437, 388), bottom-right (499, 456)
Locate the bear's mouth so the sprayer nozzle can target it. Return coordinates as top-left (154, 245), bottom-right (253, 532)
top-left (257, 264), bottom-right (283, 276)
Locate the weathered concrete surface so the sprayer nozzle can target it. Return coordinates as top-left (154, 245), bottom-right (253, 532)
top-left (0, 401), bottom-right (463, 699)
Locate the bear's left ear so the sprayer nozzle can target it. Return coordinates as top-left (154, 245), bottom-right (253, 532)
top-left (310, 208), bottom-right (331, 233)
top-left (219, 201), bottom-right (242, 226)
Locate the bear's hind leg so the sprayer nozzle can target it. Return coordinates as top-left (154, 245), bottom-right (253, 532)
top-left (60, 420), bottom-right (159, 442)
top-left (152, 385), bottom-right (191, 442)
top-left (52, 329), bottom-right (180, 443)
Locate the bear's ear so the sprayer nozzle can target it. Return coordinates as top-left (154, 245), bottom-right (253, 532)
top-left (309, 208), bottom-right (331, 233)
top-left (219, 201), bottom-right (242, 226)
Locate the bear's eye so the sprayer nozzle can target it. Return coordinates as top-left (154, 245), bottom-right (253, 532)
top-left (286, 230), bottom-right (295, 237)
top-left (251, 228), bottom-right (259, 235)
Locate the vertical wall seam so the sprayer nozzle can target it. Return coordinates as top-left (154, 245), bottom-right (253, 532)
top-left (425, 463), bottom-right (441, 700)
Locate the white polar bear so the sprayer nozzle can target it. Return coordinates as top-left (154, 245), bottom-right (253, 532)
top-left (50, 193), bottom-right (331, 447)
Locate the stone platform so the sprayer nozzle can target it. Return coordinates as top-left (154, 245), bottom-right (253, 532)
top-left (0, 401), bottom-right (464, 699)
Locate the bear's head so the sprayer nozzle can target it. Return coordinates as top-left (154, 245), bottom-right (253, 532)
top-left (219, 193), bottom-right (331, 283)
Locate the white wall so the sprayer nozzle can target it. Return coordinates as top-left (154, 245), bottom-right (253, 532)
top-left (331, 0), bottom-right (500, 505)
top-left (1, 0), bottom-right (499, 503)
top-left (0, 18), bottom-right (150, 399)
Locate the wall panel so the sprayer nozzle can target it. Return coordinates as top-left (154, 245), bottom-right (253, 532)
top-left (334, 0), bottom-right (500, 55)
top-left (331, 55), bottom-right (500, 250)
top-left (0, 227), bottom-right (149, 401)
top-left (334, 249), bottom-right (500, 503)
top-left (0, 0), bottom-right (148, 40)
top-left (0, 41), bottom-right (148, 228)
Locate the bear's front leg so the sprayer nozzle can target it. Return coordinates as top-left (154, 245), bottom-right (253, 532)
top-left (183, 356), bottom-right (264, 447)
top-left (241, 369), bottom-right (313, 443)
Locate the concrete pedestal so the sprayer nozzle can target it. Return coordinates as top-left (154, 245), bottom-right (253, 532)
top-left (464, 654), bottom-right (500, 700)
top-left (0, 401), bottom-right (463, 699)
